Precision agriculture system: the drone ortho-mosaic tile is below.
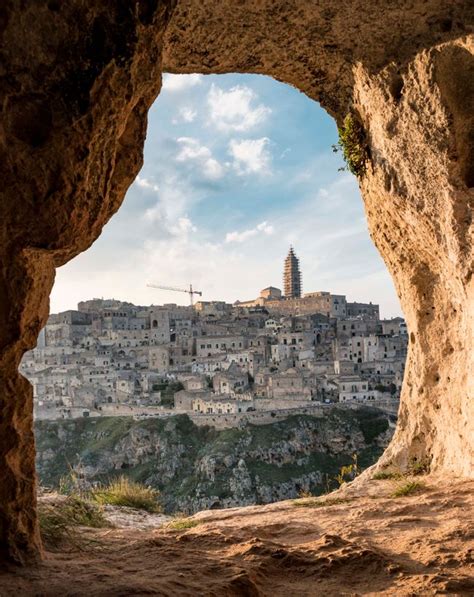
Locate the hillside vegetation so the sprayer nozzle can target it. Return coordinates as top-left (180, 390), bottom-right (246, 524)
top-left (35, 408), bottom-right (392, 514)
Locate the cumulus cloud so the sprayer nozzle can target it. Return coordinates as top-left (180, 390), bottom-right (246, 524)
top-left (176, 137), bottom-right (224, 180)
top-left (162, 73), bottom-right (203, 92)
top-left (169, 216), bottom-right (197, 238)
top-left (225, 221), bottom-right (274, 243)
top-left (143, 176), bottom-right (195, 225)
top-left (229, 137), bottom-right (271, 174)
top-left (179, 107), bottom-right (197, 122)
top-left (208, 84), bottom-right (271, 132)
top-left (134, 175), bottom-right (160, 194)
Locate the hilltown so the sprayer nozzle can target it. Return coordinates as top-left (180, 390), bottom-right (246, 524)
top-left (22, 250), bottom-right (407, 424)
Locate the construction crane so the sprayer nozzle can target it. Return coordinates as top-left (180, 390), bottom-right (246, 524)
top-left (147, 283), bottom-right (203, 306)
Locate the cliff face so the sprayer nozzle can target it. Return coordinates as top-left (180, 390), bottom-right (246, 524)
top-left (35, 409), bottom-right (392, 514)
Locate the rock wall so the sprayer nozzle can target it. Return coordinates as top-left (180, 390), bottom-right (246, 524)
top-left (1, 0), bottom-right (473, 562)
top-left (35, 411), bottom-right (391, 514)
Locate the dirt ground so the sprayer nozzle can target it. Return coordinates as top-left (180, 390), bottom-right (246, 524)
top-left (1, 478), bottom-right (473, 596)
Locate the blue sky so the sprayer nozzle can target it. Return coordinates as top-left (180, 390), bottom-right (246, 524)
top-left (51, 73), bottom-right (402, 318)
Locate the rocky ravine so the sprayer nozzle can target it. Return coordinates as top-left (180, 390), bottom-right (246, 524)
top-left (35, 408), bottom-right (392, 514)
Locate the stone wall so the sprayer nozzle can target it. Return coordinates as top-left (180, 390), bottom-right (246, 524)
top-left (189, 405), bottom-right (324, 429)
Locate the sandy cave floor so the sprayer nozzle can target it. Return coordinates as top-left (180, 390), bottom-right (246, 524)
top-left (1, 479), bottom-right (473, 596)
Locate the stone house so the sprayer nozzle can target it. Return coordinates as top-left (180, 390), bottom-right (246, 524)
top-left (192, 396), bottom-right (254, 414)
top-left (336, 376), bottom-right (372, 402)
top-left (213, 363), bottom-right (249, 395)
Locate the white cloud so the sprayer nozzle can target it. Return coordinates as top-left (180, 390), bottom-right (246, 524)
top-left (143, 176), bottom-right (195, 225)
top-left (225, 221), bottom-right (274, 243)
top-left (180, 107), bottom-right (197, 122)
top-left (176, 137), bottom-right (224, 180)
top-left (173, 106), bottom-right (198, 124)
top-left (170, 216), bottom-right (197, 238)
top-left (162, 73), bottom-right (203, 92)
top-left (229, 137), bottom-right (271, 175)
top-left (208, 84), bottom-right (271, 132)
top-left (203, 158), bottom-right (223, 180)
top-left (134, 175), bottom-right (160, 193)
top-left (176, 137), bottom-right (209, 161)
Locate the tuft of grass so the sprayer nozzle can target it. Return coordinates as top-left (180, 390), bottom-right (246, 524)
top-left (332, 113), bottom-right (369, 177)
top-left (372, 470), bottom-right (403, 481)
top-left (91, 476), bottom-right (162, 513)
top-left (167, 517), bottom-right (200, 531)
top-left (391, 481), bottom-right (424, 498)
top-left (293, 497), bottom-right (351, 508)
top-left (39, 495), bottom-right (108, 549)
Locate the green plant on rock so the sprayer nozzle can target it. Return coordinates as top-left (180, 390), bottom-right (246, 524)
top-left (372, 470), bottom-right (402, 481)
top-left (332, 113), bottom-right (369, 177)
top-left (408, 456), bottom-right (431, 476)
top-left (391, 481), bottom-right (424, 498)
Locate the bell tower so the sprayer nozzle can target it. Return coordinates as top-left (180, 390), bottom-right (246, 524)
top-left (283, 247), bottom-right (302, 298)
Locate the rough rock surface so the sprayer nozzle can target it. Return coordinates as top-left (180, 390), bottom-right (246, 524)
top-left (0, 0), bottom-right (473, 562)
top-left (1, 480), bottom-right (472, 595)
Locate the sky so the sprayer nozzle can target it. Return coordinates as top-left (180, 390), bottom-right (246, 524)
top-left (50, 73), bottom-right (402, 318)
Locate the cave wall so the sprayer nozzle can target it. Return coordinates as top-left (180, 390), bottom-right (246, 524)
top-left (0, 0), bottom-right (472, 563)
top-left (0, 0), bottom-right (177, 564)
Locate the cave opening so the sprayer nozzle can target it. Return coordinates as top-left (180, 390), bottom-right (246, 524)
top-left (1, 0), bottom-right (472, 568)
top-left (22, 73), bottom-right (406, 539)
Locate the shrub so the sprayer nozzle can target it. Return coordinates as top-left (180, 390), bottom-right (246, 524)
top-left (92, 476), bottom-right (162, 513)
top-left (391, 481), bottom-right (424, 498)
top-left (332, 113), bottom-right (369, 177)
top-left (334, 454), bottom-right (359, 487)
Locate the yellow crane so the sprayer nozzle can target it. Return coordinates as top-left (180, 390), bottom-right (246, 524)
top-left (147, 283), bottom-right (203, 306)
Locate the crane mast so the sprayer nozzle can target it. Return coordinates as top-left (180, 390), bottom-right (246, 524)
top-left (147, 283), bottom-right (203, 306)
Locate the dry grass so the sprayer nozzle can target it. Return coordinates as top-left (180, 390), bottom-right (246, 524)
top-left (372, 470), bottom-right (403, 481)
top-left (391, 481), bottom-right (424, 498)
top-left (293, 497), bottom-right (351, 508)
top-left (167, 517), bottom-right (200, 531)
top-left (39, 495), bottom-right (109, 550)
top-left (91, 476), bottom-right (162, 513)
